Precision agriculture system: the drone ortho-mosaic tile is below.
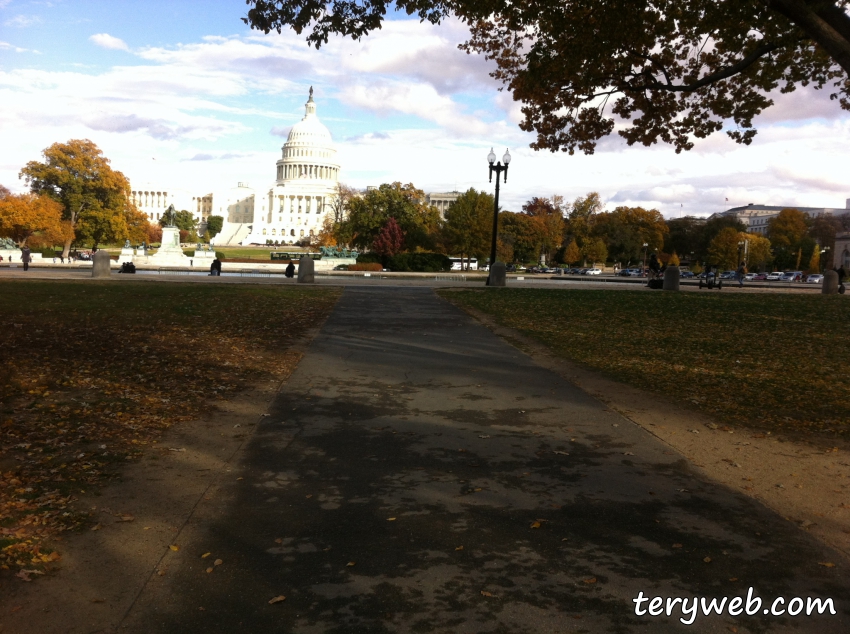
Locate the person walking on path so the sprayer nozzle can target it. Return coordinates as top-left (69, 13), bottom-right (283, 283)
top-left (21, 246), bottom-right (31, 271)
top-left (285, 261), bottom-right (295, 278)
top-left (737, 261), bottom-right (746, 288)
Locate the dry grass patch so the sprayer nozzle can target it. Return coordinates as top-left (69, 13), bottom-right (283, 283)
top-left (0, 281), bottom-right (340, 573)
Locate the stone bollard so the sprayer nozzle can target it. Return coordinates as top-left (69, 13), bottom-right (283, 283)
top-left (91, 250), bottom-right (112, 278)
top-left (487, 262), bottom-right (507, 287)
top-left (297, 256), bottom-right (315, 284)
top-left (823, 270), bottom-right (839, 295)
top-left (663, 265), bottom-right (680, 291)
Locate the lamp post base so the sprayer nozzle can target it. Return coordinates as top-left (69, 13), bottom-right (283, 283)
top-left (486, 262), bottom-right (507, 287)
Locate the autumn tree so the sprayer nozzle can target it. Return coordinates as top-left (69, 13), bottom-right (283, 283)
top-left (522, 196), bottom-right (565, 264)
top-left (563, 239), bottom-right (581, 266)
top-left (339, 182), bottom-right (440, 251)
top-left (808, 245), bottom-right (821, 272)
top-left (19, 139), bottom-right (136, 255)
top-left (441, 188), bottom-right (493, 270)
top-left (768, 208), bottom-right (809, 268)
top-left (741, 232), bottom-right (773, 269)
top-left (707, 227), bottom-right (744, 270)
top-left (245, 1), bottom-right (850, 154)
top-left (498, 212), bottom-right (539, 263)
top-left (0, 184), bottom-right (10, 200)
top-left (372, 217), bottom-right (405, 260)
top-left (0, 193), bottom-right (68, 247)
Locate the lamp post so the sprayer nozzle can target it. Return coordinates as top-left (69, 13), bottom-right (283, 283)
top-left (486, 147), bottom-right (511, 285)
top-left (642, 243), bottom-right (649, 276)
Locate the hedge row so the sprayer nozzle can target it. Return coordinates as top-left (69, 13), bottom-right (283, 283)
top-left (356, 252), bottom-right (451, 272)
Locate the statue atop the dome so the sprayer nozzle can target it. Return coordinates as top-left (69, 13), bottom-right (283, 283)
top-left (309, 86), bottom-right (313, 99)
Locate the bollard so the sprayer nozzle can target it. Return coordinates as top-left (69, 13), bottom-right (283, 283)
top-left (663, 265), bottom-right (680, 291)
top-left (487, 262), bottom-right (507, 287)
top-left (297, 256), bottom-right (315, 284)
top-left (91, 250), bottom-right (112, 278)
top-left (823, 270), bottom-right (839, 295)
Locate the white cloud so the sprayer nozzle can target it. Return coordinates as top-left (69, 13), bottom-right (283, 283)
top-left (89, 33), bottom-right (129, 51)
top-left (0, 40), bottom-right (28, 52)
top-left (4, 14), bottom-right (40, 27)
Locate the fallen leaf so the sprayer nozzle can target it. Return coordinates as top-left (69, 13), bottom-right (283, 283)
top-left (236, 477), bottom-right (243, 481)
top-left (168, 448), bottom-right (186, 452)
top-left (455, 546), bottom-right (464, 551)
top-left (553, 451), bottom-right (570, 456)
top-left (157, 569), bottom-right (166, 576)
top-left (703, 557), bottom-right (712, 563)
top-left (91, 523), bottom-right (102, 531)
top-left (387, 517), bottom-right (397, 521)
top-left (305, 494), bottom-right (312, 499)
top-left (672, 543), bottom-right (683, 549)
top-left (206, 567), bottom-right (213, 573)
top-left (201, 552), bottom-right (211, 559)
top-left (480, 591), bottom-right (493, 597)
top-left (478, 435), bottom-right (491, 439)
top-left (274, 538), bottom-right (283, 544)
top-left (169, 544), bottom-right (179, 552)
top-left (214, 559), bottom-right (223, 566)
top-left (819, 562), bottom-right (836, 568)
top-left (530, 521), bottom-right (541, 529)
top-left (583, 577), bottom-right (597, 584)
top-left (117, 515), bottom-right (135, 522)
top-left (729, 577), bottom-right (738, 582)
top-left (346, 561), bottom-right (356, 567)
top-left (268, 595), bottom-right (286, 604)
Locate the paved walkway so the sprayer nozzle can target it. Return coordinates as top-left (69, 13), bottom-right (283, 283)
top-left (76, 288), bottom-right (850, 630)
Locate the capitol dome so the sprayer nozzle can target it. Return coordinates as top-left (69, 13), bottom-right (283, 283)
top-left (275, 88), bottom-right (339, 184)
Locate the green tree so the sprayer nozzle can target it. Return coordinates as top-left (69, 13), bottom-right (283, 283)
top-left (206, 215), bottom-right (224, 238)
top-left (591, 206), bottom-right (668, 264)
top-left (768, 208), bottom-right (809, 268)
top-left (565, 192), bottom-right (603, 249)
top-left (582, 237), bottom-right (608, 266)
top-left (707, 227), bottom-right (741, 270)
top-left (665, 216), bottom-right (706, 262)
top-left (160, 209), bottom-right (197, 232)
top-left (339, 182), bottom-right (440, 251)
top-left (498, 211), bottom-right (538, 263)
top-left (442, 188), bottom-right (493, 269)
top-left (245, 1), bottom-right (850, 154)
top-left (19, 139), bottom-right (136, 255)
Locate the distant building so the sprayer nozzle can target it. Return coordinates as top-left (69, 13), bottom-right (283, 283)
top-left (711, 199), bottom-right (850, 235)
top-left (835, 232), bottom-right (850, 270)
top-left (426, 191), bottom-right (462, 219)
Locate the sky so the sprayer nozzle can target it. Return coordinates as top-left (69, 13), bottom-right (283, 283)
top-left (1, 0), bottom-right (849, 216)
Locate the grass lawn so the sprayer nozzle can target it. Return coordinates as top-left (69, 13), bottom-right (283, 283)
top-left (0, 281), bottom-right (340, 572)
top-left (439, 288), bottom-right (849, 439)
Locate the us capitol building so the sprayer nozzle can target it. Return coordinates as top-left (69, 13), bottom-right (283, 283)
top-left (130, 89), bottom-right (460, 246)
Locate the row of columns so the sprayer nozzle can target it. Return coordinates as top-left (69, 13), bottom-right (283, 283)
top-left (131, 191), bottom-right (168, 208)
top-left (277, 164), bottom-right (338, 180)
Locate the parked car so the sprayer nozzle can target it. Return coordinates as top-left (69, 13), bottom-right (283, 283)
top-left (697, 271), bottom-right (716, 279)
top-left (765, 271), bottom-right (783, 280)
top-left (679, 270), bottom-right (695, 278)
top-left (617, 269), bottom-right (632, 277)
top-left (805, 274), bottom-right (824, 284)
top-left (780, 271), bottom-right (803, 282)
top-left (585, 268), bottom-right (602, 275)
top-left (751, 273), bottom-right (768, 281)
top-left (719, 270), bottom-right (737, 280)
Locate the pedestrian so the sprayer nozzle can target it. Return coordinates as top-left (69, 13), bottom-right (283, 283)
top-left (60, 255), bottom-right (64, 264)
top-left (737, 261), bottom-right (746, 288)
top-left (285, 260), bottom-right (295, 278)
top-left (53, 256), bottom-right (57, 264)
top-left (836, 265), bottom-right (847, 294)
top-left (647, 253), bottom-right (660, 285)
top-left (21, 246), bottom-right (31, 271)
top-left (210, 257), bottom-right (222, 276)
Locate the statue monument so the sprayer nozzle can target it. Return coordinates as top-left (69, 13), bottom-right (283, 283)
top-left (149, 204), bottom-right (190, 267)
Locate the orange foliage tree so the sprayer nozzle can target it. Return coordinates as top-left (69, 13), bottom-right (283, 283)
top-left (0, 193), bottom-right (69, 247)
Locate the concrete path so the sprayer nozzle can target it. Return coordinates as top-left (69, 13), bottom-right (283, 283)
top-left (120, 287), bottom-right (848, 632)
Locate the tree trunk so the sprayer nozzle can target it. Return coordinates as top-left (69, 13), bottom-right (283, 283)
top-left (769, 0), bottom-right (850, 77)
top-left (62, 237), bottom-right (73, 259)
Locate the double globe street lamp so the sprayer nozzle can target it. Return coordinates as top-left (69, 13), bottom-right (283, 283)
top-left (487, 147), bottom-right (511, 286)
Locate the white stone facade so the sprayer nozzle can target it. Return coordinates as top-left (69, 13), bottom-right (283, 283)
top-left (714, 199), bottom-right (850, 235)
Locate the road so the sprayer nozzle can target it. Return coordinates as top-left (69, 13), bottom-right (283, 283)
top-left (73, 287), bottom-right (850, 631)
